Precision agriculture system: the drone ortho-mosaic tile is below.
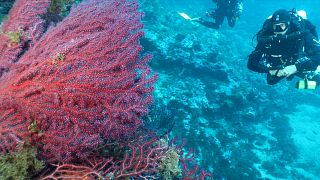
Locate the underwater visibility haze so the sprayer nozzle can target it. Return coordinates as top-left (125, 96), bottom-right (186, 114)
top-left (0, 0), bottom-right (320, 179)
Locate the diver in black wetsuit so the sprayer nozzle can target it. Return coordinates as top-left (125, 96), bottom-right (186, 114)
top-left (248, 9), bottom-right (320, 89)
top-left (195, 0), bottom-right (243, 29)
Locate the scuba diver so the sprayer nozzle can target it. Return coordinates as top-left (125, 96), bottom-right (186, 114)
top-left (247, 9), bottom-right (320, 89)
top-left (194, 0), bottom-right (243, 29)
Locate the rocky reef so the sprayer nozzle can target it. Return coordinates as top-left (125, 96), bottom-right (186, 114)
top-left (140, 0), bottom-right (320, 179)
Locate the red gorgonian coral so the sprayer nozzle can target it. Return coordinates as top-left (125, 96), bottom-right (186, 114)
top-left (0, 0), bottom-right (157, 162)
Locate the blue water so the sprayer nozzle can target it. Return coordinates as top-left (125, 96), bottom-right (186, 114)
top-left (142, 0), bottom-right (320, 179)
top-left (1, 0), bottom-right (320, 179)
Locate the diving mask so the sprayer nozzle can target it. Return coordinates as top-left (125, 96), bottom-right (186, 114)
top-left (273, 22), bottom-right (289, 35)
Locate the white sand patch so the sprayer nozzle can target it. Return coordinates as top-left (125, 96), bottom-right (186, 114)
top-left (286, 104), bottom-right (320, 176)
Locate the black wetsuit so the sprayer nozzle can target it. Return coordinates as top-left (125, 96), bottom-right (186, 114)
top-left (198, 0), bottom-right (242, 29)
top-left (304, 19), bottom-right (318, 40)
top-left (248, 21), bottom-right (320, 85)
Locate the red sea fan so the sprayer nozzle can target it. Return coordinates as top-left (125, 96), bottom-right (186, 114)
top-left (40, 137), bottom-right (170, 179)
top-left (0, 0), bottom-right (157, 162)
top-left (0, 0), bottom-right (51, 154)
top-left (0, 0), bottom-right (50, 64)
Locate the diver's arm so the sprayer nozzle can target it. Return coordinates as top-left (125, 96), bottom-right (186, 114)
top-left (295, 32), bottom-right (320, 71)
top-left (305, 20), bottom-right (318, 40)
top-left (247, 49), bottom-right (270, 73)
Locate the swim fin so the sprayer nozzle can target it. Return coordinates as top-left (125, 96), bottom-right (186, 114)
top-left (178, 12), bottom-right (200, 21)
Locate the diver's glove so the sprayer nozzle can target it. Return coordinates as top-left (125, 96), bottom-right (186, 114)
top-left (295, 57), bottom-right (318, 72)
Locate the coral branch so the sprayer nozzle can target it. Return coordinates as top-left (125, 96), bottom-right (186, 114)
top-left (40, 137), bottom-right (170, 179)
top-left (0, 0), bottom-right (50, 64)
top-left (0, 0), bottom-right (157, 163)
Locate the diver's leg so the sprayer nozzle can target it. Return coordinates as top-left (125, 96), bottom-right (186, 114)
top-left (267, 74), bottom-right (285, 85)
top-left (212, 12), bottom-right (224, 29)
top-left (195, 19), bottom-right (220, 29)
top-left (195, 8), bottom-right (225, 29)
top-left (227, 14), bottom-right (236, 27)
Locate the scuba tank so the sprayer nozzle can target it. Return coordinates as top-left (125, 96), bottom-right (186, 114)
top-left (296, 66), bottom-right (320, 90)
